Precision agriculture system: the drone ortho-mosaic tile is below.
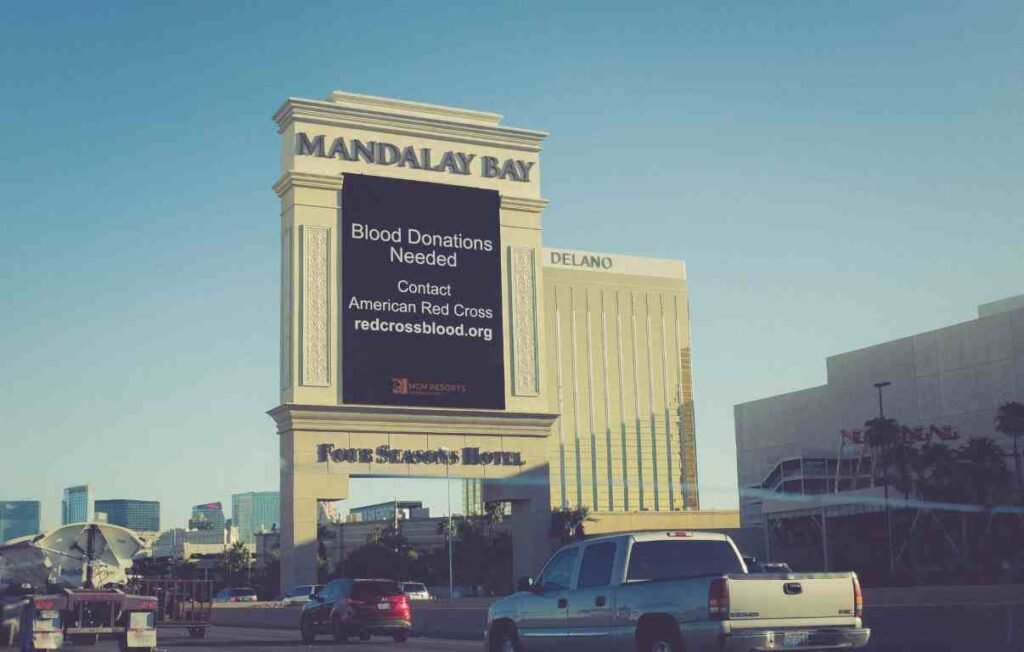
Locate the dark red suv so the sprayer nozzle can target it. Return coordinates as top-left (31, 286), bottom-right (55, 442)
top-left (299, 578), bottom-right (411, 643)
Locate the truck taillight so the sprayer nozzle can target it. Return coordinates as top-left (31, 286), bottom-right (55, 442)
top-left (852, 574), bottom-right (863, 618)
top-left (34, 599), bottom-right (55, 610)
top-left (708, 577), bottom-right (729, 620)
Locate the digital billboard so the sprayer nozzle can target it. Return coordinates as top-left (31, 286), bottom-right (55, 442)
top-left (341, 175), bottom-right (505, 409)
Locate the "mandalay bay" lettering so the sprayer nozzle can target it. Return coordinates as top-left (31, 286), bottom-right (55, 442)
top-left (296, 132), bottom-right (536, 183)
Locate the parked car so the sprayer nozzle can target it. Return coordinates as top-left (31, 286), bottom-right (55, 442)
top-left (399, 582), bottom-right (432, 601)
top-left (279, 584), bottom-right (322, 607)
top-left (486, 531), bottom-right (869, 652)
top-left (212, 587), bottom-right (258, 603)
top-left (299, 578), bottom-right (411, 644)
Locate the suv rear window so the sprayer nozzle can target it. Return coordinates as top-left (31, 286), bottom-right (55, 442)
top-left (352, 580), bottom-right (402, 599)
top-left (627, 540), bottom-right (744, 582)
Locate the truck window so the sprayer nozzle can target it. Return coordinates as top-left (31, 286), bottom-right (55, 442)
top-left (538, 547), bottom-right (579, 591)
top-left (577, 542), bottom-right (616, 588)
top-left (626, 540), bottom-right (744, 582)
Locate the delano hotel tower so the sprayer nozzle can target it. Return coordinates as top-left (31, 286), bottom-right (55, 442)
top-left (465, 248), bottom-right (700, 516)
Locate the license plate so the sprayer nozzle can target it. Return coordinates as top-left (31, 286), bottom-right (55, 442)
top-left (783, 631), bottom-right (809, 648)
top-left (377, 602), bottom-right (390, 610)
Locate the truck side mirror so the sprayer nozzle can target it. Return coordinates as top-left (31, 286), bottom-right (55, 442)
top-left (516, 576), bottom-right (535, 593)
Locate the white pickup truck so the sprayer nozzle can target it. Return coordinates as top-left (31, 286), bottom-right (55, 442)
top-left (485, 531), bottom-right (869, 652)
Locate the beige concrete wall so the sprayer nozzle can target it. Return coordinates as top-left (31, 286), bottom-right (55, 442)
top-left (583, 509), bottom-right (740, 535)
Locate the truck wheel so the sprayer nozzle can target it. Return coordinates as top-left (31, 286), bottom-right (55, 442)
top-left (299, 615), bottom-right (316, 644)
top-left (489, 623), bottom-right (520, 652)
top-left (639, 624), bottom-right (681, 652)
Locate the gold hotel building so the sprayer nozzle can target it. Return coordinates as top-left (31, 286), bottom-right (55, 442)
top-left (466, 246), bottom-right (699, 516)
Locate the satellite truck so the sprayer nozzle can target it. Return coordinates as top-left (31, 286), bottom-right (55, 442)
top-left (0, 522), bottom-right (158, 651)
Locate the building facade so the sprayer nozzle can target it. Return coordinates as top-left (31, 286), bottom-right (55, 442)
top-left (464, 249), bottom-right (700, 515)
top-left (94, 499), bottom-right (160, 533)
top-left (61, 485), bottom-right (92, 525)
top-left (0, 500), bottom-right (41, 543)
top-left (735, 294), bottom-right (1024, 529)
top-left (190, 502), bottom-right (226, 532)
top-left (541, 248), bottom-right (699, 513)
top-left (347, 501), bottom-right (425, 523)
top-left (231, 491), bottom-right (280, 544)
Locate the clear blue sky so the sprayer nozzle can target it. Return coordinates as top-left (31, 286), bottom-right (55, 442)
top-left (1, 1), bottom-right (1021, 532)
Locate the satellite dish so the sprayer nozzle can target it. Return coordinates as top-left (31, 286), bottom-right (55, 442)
top-left (0, 522), bottom-right (145, 590)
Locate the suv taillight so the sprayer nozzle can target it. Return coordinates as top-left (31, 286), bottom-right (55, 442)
top-left (852, 574), bottom-right (863, 618)
top-left (708, 577), bottom-right (729, 620)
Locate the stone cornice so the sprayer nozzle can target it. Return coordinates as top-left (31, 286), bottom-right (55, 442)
top-left (500, 195), bottom-right (549, 214)
top-left (328, 91), bottom-right (503, 126)
top-left (273, 171), bottom-right (344, 197)
top-left (268, 403), bottom-right (558, 438)
top-left (273, 97), bottom-right (547, 153)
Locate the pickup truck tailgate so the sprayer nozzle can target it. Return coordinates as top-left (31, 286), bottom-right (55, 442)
top-left (726, 574), bottom-right (856, 620)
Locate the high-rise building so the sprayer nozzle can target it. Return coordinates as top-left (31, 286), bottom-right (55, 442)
top-left (94, 499), bottom-right (160, 533)
top-left (61, 485), bottom-right (93, 525)
top-left (0, 501), bottom-right (41, 542)
top-left (542, 249), bottom-right (700, 513)
top-left (231, 491), bottom-right (280, 544)
top-left (190, 502), bottom-right (226, 531)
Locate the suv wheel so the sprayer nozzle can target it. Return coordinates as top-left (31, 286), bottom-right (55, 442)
top-left (332, 618), bottom-right (350, 644)
top-left (299, 615), bottom-right (316, 644)
top-left (392, 630), bottom-right (409, 643)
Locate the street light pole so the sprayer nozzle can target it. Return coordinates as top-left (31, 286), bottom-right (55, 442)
top-left (440, 448), bottom-right (454, 601)
top-left (873, 381), bottom-right (894, 578)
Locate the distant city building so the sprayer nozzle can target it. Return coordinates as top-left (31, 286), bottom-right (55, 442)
top-left (347, 501), bottom-right (423, 524)
top-left (189, 502), bottom-right (226, 531)
top-left (0, 501), bottom-right (41, 542)
top-left (61, 485), bottom-right (93, 525)
top-left (231, 491), bottom-right (280, 544)
top-left (94, 499), bottom-right (160, 533)
top-left (462, 481), bottom-right (483, 516)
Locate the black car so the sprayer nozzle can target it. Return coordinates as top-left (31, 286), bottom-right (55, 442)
top-left (299, 578), bottom-right (411, 644)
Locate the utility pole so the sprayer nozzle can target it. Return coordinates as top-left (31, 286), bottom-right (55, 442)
top-left (440, 448), bottom-right (454, 601)
top-left (873, 381), bottom-right (895, 579)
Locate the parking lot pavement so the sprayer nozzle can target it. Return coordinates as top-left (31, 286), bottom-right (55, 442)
top-left (77, 627), bottom-right (483, 652)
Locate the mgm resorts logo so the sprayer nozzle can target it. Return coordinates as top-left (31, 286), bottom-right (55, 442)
top-left (317, 444), bottom-right (525, 467)
top-left (392, 377), bottom-right (467, 397)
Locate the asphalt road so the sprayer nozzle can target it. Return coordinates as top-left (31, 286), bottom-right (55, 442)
top-left (126, 627), bottom-right (480, 652)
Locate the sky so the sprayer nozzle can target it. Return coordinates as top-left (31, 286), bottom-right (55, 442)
top-left (1, 1), bottom-right (1021, 532)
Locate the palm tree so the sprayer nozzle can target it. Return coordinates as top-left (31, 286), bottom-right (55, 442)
top-left (550, 507), bottom-right (596, 544)
top-left (958, 437), bottom-right (1010, 507)
top-left (864, 417), bottom-right (900, 487)
top-left (995, 401), bottom-right (1024, 490)
top-left (482, 501), bottom-right (506, 543)
top-left (914, 442), bottom-right (960, 503)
